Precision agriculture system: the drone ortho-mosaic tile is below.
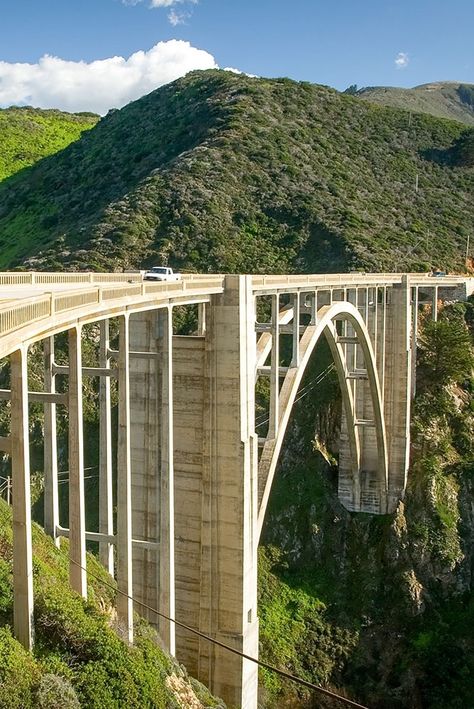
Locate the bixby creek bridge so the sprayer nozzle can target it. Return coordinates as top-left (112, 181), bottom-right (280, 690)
top-left (0, 270), bottom-right (472, 709)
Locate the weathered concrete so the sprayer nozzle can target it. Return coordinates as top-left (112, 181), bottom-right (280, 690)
top-left (117, 315), bottom-right (134, 643)
top-left (11, 347), bottom-right (34, 650)
top-left (99, 320), bottom-right (114, 575)
top-left (68, 327), bottom-right (87, 598)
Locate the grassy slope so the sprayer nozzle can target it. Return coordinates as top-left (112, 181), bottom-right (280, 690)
top-left (357, 82), bottom-right (474, 126)
top-left (0, 71), bottom-right (472, 273)
top-left (0, 500), bottom-right (224, 708)
top-left (0, 107), bottom-right (98, 182)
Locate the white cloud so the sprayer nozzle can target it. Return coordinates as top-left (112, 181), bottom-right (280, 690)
top-left (395, 52), bottom-right (409, 69)
top-left (0, 40), bottom-right (217, 115)
top-left (123, 0), bottom-right (197, 24)
top-left (150, 0), bottom-right (196, 6)
top-left (168, 8), bottom-right (190, 25)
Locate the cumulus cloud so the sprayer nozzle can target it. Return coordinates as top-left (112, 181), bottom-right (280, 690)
top-left (395, 52), bottom-right (409, 69)
top-left (0, 40), bottom-right (217, 115)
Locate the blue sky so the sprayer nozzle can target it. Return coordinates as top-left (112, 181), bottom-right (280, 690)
top-left (0, 0), bottom-right (472, 113)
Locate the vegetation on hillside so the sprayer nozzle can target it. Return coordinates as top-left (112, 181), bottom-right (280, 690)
top-left (450, 128), bottom-right (474, 167)
top-left (0, 500), bottom-right (224, 708)
top-left (356, 82), bottom-right (474, 126)
top-left (0, 107), bottom-right (98, 182)
top-left (258, 302), bottom-right (474, 708)
top-left (0, 71), bottom-right (472, 274)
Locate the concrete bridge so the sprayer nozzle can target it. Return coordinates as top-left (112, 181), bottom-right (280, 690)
top-left (0, 270), bottom-right (472, 709)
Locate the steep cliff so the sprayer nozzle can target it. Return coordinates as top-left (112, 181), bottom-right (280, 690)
top-left (258, 303), bottom-right (474, 708)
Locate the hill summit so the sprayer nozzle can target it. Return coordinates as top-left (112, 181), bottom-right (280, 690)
top-left (0, 70), bottom-right (472, 274)
top-left (356, 81), bottom-right (474, 126)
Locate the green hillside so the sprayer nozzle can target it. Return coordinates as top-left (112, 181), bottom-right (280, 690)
top-left (0, 70), bottom-right (472, 274)
top-left (0, 107), bottom-right (98, 182)
top-left (356, 82), bottom-right (474, 126)
top-left (0, 500), bottom-right (224, 709)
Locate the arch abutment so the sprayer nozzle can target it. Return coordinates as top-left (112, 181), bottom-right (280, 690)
top-left (68, 326), bottom-right (87, 598)
top-left (99, 320), bottom-right (114, 575)
top-left (117, 314), bottom-right (134, 643)
top-left (43, 336), bottom-right (59, 547)
top-left (11, 346), bottom-right (34, 650)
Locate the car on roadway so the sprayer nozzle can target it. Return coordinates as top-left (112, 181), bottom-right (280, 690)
top-left (143, 266), bottom-right (182, 282)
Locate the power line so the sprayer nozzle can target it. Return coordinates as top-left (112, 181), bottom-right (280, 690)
top-left (255, 364), bottom-right (334, 427)
top-left (68, 556), bottom-right (368, 709)
top-left (255, 364), bottom-right (336, 430)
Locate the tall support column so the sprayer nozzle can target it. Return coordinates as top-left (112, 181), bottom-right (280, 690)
top-left (117, 314), bottom-right (133, 643)
top-left (310, 290), bottom-right (317, 325)
top-left (385, 275), bottom-right (412, 511)
top-left (411, 287), bottom-right (419, 399)
top-left (157, 307), bottom-right (175, 656)
top-left (11, 347), bottom-right (34, 650)
top-left (199, 275), bottom-right (259, 709)
top-left (197, 302), bottom-right (207, 336)
top-left (268, 293), bottom-right (280, 439)
top-left (291, 292), bottom-right (300, 367)
top-left (43, 337), bottom-right (59, 546)
top-left (432, 286), bottom-right (439, 321)
top-left (68, 327), bottom-right (87, 598)
top-left (99, 320), bottom-right (114, 575)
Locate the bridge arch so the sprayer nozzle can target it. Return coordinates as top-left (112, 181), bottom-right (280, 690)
top-left (256, 301), bottom-right (388, 537)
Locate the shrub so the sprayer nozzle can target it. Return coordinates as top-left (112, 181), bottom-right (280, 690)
top-left (37, 674), bottom-right (80, 709)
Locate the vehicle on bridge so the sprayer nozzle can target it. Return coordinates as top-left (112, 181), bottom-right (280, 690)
top-left (143, 266), bottom-right (181, 282)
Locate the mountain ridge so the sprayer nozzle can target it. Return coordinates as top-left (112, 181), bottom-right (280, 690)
top-left (0, 70), bottom-right (472, 275)
top-left (355, 81), bottom-right (474, 126)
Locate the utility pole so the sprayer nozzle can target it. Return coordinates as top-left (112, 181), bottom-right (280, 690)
top-left (466, 234), bottom-right (470, 270)
top-left (415, 174), bottom-right (419, 193)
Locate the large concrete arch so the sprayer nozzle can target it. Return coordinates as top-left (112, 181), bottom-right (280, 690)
top-left (257, 301), bottom-right (388, 538)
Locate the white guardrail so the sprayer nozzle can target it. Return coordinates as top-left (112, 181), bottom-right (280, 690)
top-left (0, 271), bottom-right (469, 344)
top-left (0, 273), bottom-right (225, 341)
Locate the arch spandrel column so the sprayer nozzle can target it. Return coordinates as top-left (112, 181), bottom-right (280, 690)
top-left (68, 326), bottom-right (87, 599)
top-left (11, 346), bottom-right (34, 650)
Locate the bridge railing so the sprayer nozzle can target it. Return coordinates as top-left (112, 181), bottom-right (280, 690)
top-left (0, 277), bottom-right (226, 344)
top-left (0, 271), bottom-right (225, 286)
top-left (0, 272), bottom-right (146, 285)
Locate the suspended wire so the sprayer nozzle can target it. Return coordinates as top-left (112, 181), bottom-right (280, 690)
top-left (58, 473), bottom-right (100, 485)
top-left (58, 465), bottom-right (99, 477)
top-left (254, 363), bottom-right (335, 426)
top-left (255, 363), bottom-right (336, 430)
top-left (68, 556), bottom-right (369, 709)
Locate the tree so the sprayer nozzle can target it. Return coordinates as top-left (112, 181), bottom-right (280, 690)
top-left (451, 128), bottom-right (474, 167)
top-left (417, 318), bottom-right (474, 389)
